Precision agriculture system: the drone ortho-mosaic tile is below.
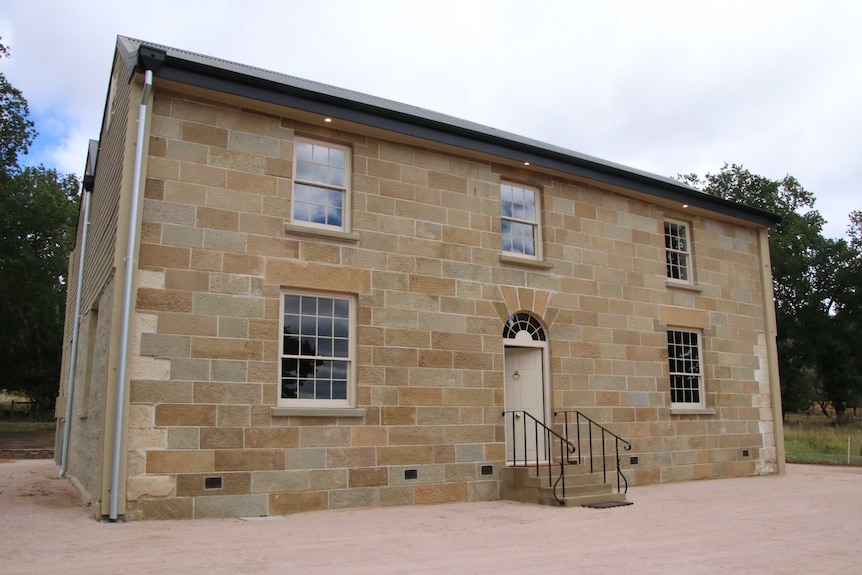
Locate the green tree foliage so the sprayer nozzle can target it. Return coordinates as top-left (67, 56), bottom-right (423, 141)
top-left (0, 40), bottom-right (80, 412)
top-left (680, 165), bottom-right (862, 422)
top-left (0, 43), bottom-right (35, 176)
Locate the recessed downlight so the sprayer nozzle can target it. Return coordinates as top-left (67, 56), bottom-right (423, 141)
top-left (324, 117), bottom-right (333, 123)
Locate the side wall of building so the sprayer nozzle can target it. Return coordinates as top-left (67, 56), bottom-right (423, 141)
top-left (123, 87), bottom-right (778, 519)
top-left (58, 53), bottom-right (133, 507)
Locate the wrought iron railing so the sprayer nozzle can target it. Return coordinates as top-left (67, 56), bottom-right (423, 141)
top-left (502, 410), bottom-right (576, 504)
top-left (555, 410), bottom-right (632, 494)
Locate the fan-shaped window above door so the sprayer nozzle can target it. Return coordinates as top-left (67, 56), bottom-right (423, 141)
top-left (502, 312), bottom-right (546, 342)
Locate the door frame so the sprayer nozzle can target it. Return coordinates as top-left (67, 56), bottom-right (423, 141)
top-left (503, 337), bottom-right (552, 462)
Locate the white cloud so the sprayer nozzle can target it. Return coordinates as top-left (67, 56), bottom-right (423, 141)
top-left (2, 0), bottom-right (860, 238)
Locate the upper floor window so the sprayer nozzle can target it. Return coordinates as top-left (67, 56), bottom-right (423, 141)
top-left (279, 291), bottom-right (355, 407)
top-left (666, 329), bottom-right (705, 409)
top-left (293, 139), bottom-right (350, 231)
top-left (664, 219), bottom-right (691, 282)
top-left (501, 182), bottom-right (541, 259)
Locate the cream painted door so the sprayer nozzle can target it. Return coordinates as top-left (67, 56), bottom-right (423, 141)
top-left (504, 346), bottom-right (546, 463)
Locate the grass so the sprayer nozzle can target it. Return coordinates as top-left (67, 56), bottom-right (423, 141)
top-left (0, 421), bottom-right (57, 433)
top-left (783, 413), bottom-right (862, 465)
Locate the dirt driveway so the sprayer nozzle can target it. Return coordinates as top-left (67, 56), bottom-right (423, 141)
top-left (0, 459), bottom-right (859, 574)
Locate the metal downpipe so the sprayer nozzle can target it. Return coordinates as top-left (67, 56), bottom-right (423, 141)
top-left (59, 188), bottom-right (92, 477)
top-left (109, 69), bottom-right (152, 521)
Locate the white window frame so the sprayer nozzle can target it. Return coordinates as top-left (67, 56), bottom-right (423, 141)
top-left (666, 328), bottom-right (706, 410)
top-left (664, 219), bottom-right (692, 284)
top-left (278, 290), bottom-right (356, 408)
top-left (500, 181), bottom-right (542, 260)
top-left (292, 138), bottom-right (351, 232)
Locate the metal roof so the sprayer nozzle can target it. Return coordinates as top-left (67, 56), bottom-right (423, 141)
top-left (115, 35), bottom-right (779, 227)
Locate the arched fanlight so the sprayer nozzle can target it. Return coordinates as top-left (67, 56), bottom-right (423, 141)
top-left (502, 312), bottom-right (546, 341)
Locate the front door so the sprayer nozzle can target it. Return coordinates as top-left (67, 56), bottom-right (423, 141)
top-left (504, 346), bottom-right (546, 463)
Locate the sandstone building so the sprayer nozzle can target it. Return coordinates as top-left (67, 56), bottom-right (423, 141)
top-left (56, 36), bottom-right (784, 520)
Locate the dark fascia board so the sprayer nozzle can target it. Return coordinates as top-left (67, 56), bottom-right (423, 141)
top-left (116, 36), bottom-right (780, 227)
top-left (82, 139), bottom-right (99, 192)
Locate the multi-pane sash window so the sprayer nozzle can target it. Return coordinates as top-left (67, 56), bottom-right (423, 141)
top-left (664, 220), bottom-right (691, 282)
top-left (293, 139), bottom-right (350, 230)
top-left (280, 292), bottom-right (353, 406)
top-left (666, 329), bottom-right (704, 407)
top-left (501, 182), bottom-right (540, 258)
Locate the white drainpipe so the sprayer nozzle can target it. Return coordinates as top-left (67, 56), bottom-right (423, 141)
top-left (109, 69), bottom-right (152, 521)
top-left (58, 187), bottom-right (92, 477)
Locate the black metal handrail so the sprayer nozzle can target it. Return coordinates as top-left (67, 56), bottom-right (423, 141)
top-left (502, 410), bottom-right (576, 505)
top-left (554, 410), bottom-right (632, 494)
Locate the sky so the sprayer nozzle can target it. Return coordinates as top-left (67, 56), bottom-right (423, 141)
top-left (1, 0), bottom-right (859, 239)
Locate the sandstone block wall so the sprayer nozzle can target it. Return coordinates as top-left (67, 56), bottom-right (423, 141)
top-left (122, 89), bottom-right (776, 519)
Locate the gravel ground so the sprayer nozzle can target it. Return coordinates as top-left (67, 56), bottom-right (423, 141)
top-left (0, 459), bottom-right (859, 574)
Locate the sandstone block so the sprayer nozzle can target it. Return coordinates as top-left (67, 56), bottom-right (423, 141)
top-left (155, 404), bottom-right (216, 427)
top-left (137, 288), bottom-right (192, 312)
top-left (269, 491), bottom-right (329, 515)
top-left (200, 427), bottom-right (244, 449)
top-left (286, 448), bottom-right (327, 470)
top-left (167, 427), bottom-right (199, 449)
top-left (414, 482), bottom-right (468, 504)
top-left (130, 380), bottom-right (193, 404)
top-left (326, 447), bottom-right (376, 469)
top-left (244, 427), bottom-right (299, 449)
top-left (250, 470), bottom-right (309, 493)
top-left (214, 449), bottom-right (285, 471)
top-left (130, 497), bottom-right (193, 520)
top-left (126, 474), bottom-right (176, 501)
top-left (329, 487), bottom-right (379, 510)
top-left (194, 494), bottom-right (268, 519)
top-left (349, 467), bottom-right (388, 488)
top-left (377, 445), bottom-right (435, 466)
top-left (379, 486), bottom-right (414, 507)
top-left (146, 449), bottom-right (213, 473)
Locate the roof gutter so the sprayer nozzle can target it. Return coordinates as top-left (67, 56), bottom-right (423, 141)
top-left (108, 62), bottom-right (156, 521)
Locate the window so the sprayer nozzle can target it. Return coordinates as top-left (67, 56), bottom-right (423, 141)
top-left (666, 329), bottom-right (704, 408)
top-left (501, 182), bottom-right (541, 258)
top-left (664, 220), bottom-right (691, 282)
top-left (502, 312), bottom-right (546, 342)
top-left (280, 292), bottom-right (354, 407)
top-left (292, 139), bottom-right (350, 231)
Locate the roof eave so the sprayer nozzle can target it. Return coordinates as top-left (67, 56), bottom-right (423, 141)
top-left (118, 36), bottom-right (781, 228)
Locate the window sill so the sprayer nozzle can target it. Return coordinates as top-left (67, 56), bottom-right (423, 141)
top-left (271, 407), bottom-right (366, 418)
top-left (666, 280), bottom-right (703, 292)
top-left (283, 223), bottom-right (361, 243)
top-left (499, 253), bottom-right (554, 270)
top-left (670, 407), bottom-right (716, 415)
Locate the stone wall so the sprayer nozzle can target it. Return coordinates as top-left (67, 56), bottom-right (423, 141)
top-left (123, 88), bottom-right (777, 519)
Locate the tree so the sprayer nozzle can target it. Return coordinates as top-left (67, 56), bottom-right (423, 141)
top-left (805, 234), bottom-right (862, 422)
top-left (678, 164), bottom-right (861, 422)
top-left (0, 42), bottom-right (35, 177)
top-left (0, 40), bottom-right (80, 413)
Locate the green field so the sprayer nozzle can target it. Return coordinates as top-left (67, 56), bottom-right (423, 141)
top-left (0, 421), bottom-right (56, 432)
top-left (784, 413), bottom-right (862, 465)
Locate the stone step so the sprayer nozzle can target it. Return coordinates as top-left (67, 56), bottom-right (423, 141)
top-left (501, 463), bottom-right (629, 508)
top-left (503, 468), bottom-right (607, 489)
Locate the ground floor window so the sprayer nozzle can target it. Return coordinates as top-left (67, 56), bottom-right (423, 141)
top-left (666, 329), bottom-right (705, 408)
top-left (279, 291), bottom-right (354, 407)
